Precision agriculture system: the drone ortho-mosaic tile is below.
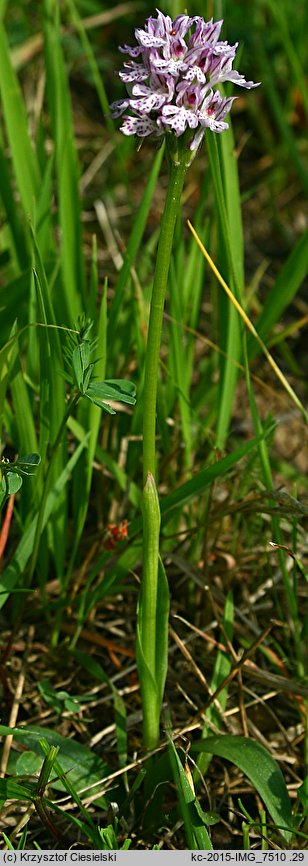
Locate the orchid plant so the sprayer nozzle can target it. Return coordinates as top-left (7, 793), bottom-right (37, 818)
top-left (111, 10), bottom-right (260, 749)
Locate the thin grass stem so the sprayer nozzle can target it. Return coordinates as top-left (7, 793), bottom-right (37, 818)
top-left (27, 394), bottom-right (80, 586)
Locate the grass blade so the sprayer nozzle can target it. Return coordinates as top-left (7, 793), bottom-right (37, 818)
top-left (107, 144), bottom-right (164, 342)
top-left (196, 591), bottom-right (234, 777)
top-left (188, 221), bottom-right (307, 423)
top-left (206, 125), bottom-right (243, 446)
top-left (66, 0), bottom-right (114, 132)
top-left (0, 22), bottom-right (41, 216)
top-left (0, 434), bottom-right (89, 609)
top-left (69, 273), bottom-right (107, 579)
top-left (43, 0), bottom-right (84, 322)
top-left (167, 731), bottom-right (212, 850)
top-left (249, 227), bottom-right (308, 356)
top-left (0, 129), bottom-right (30, 270)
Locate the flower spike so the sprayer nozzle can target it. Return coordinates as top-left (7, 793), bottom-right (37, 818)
top-left (110, 10), bottom-right (260, 153)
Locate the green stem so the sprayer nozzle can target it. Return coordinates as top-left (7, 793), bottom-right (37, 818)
top-left (142, 140), bottom-right (188, 484)
top-left (27, 393), bottom-right (79, 584)
top-left (139, 139), bottom-right (189, 749)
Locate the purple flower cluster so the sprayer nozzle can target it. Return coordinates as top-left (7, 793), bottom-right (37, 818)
top-left (110, 11), bottom-right (260, 151)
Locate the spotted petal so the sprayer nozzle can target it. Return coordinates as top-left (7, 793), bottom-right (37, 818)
top-left (135, 29), bottom-right (166, 48)
top-left (162, 104), bottom-right (198, 135)
top-left (190, 17), bottom-right (223, 49)
top-left (119, 44), bottom-right (144, 58)
top-left (151, 57), bottom-right (185, 77)
top-left (120, 115), bottom-right (161, 137)
top-left (224, 69), bottom-right (261, 89)
top-left (209, 55), bottom-right (260, 89)
top-left (172, 14), bottom-right (194, 39)
top-left (147, 11), bottom-right (173, 39)
top-left (109, 98), bottom-right (129, 118)
top-left (119, 63), bottom-right (149, 83)
top-left (183, 65), bottom-right (206, 84)
top-left (129, 92), bottom-right (167, 113)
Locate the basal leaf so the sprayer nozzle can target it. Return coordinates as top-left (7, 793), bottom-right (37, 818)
top-left (5, 725), bottom-right (110, 807)
top-left (192, 735), bottom-right (292, 842)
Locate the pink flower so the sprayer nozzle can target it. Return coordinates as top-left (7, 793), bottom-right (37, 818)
top-left (110, 11), bottom-right (260, 151)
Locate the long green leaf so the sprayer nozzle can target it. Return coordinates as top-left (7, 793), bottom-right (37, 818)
top-left (0, 129), bottom-right (30, 270)
top-left (69, 414), bottom-right (141, 508)
top-left (161, 426), bottom-right (275, 521)
top-left (0, 271), bottom-right (31, 345)
top-left (264, 0), bottom-right (308, 121)
top-left (108, 144), bottom-right (164, 341)
top-left (0, 323), bottom-right (17, 440)
top-left (32, 266), bottom-right (64, 461)
top-left (192, 735), bottom-right (292, 842)
top-left (249, 228), bottom-right (308, 358)
top-left (69, 272), bottom-right (107, 581)
top-left (43, 0), bottom-right (84, 322)
top-left (0, 22), bottom-right (41, 216)
top-left (0, 434), bottom-right (89, 609)
top-left (258, 37), bottom-right (308, 195)
top-left (9, 347), bottom-right (38, 458)
top-left (206, 124), bottom-right (244, 448)
top-left (32, 257), bottom-right (67, 575)
top-left (167, 735), bottom-right (212, 850)
top-left (66, 0), bottom-right (113, 131)
top-left (169, 258), bottom-right (193, 470)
